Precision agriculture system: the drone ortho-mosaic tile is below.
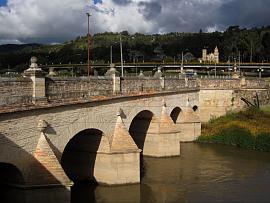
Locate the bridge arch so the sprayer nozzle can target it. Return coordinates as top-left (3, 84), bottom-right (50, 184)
top-left (61, 128), bottom-right (110, 184)
top-left (128, 110), bottom-right (154, 150)
top-left (170, 107), bottom-right (182, 124)
top-left (0, 163), bottom-right (25, 186)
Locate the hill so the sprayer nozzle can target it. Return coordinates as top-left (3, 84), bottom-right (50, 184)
top-left (0, 25), bottom-right (270, 72)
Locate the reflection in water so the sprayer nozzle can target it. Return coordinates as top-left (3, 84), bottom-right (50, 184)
top-left (1, 185), bottom-right (70, 203)
top-left (3, 143), bottom-right (270, 203)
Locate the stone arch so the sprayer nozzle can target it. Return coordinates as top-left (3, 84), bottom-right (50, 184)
top-left (129, 110), bottom-right (154, 151)
top-left (0, 163), bottom-right (25, 185)
top-left (61, 128), bottom-right (110, 184)
top-left (170, 107), bottom-right (182, 124)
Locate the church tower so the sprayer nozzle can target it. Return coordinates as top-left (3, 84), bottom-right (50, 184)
top-left (214, 46), bottom-right (219, 63)
top-left (202, 49), bottom-right (207, 62)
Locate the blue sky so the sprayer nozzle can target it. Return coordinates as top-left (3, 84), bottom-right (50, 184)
top-left (94, 0), bottom-right (102, 4)
top-left (0, 0), bottom-right (7, 6)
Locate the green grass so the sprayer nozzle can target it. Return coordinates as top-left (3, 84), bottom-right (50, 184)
top-left (198, 108), bottom-right (270, 152)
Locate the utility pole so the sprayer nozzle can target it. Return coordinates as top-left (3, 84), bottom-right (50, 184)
top-left (215, 63), bottom-right (217, 78)
top-left (238, 51), bottom-right (241, 76)
top-left (86, 12), bottom-right (91, 80)
top-left (181, 51), bottom-right (184, 73)
top-left (250, 40), bottom-right (253, 63)
top-left (110, 45), bottom-right (113, 64)
top-left (120, 34), bottom-right (124, 77)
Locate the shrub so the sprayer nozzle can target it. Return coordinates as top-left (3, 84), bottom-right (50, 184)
top-left (197, 126), bottom-right (255, 150)
top-left (255, 133), bottom-right (270, 152)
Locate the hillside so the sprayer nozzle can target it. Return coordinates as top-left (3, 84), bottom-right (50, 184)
top-left (0, 25), bottom-right (270, 72)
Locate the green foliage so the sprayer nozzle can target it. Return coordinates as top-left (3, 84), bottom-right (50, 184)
top-left (198, 126), bottom-right (255, 150)
top-left (1, 25), bottom-right (270, 71)
top-left (198, 108), bottom-right (270, 152)
top-left (255, 133), bottom-right (270, 152)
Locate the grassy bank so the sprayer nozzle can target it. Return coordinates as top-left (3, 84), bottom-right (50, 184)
top-left (197, 106), bottom-right (270, 152)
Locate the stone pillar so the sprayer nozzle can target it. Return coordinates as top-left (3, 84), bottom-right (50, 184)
top-left (113, 75), bottom-right (121, 95)
top-left (94, 109), bottom-right (141, 185)
top-left (143, 101), bottom-right (180, 157)
top-left (176, 107), bottom-right (201, 142)
top-left (24, 57), bottom-right (47, 104)
top-left (105, 63), bottom-right (121, 95)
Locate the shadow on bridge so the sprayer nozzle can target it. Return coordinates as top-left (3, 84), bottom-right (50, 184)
top-left (61, 129), bottom-right (104, 184)
top-left (0, 133), bottom-right (70, 203)
top-left (170, 107), bottom-right (182, 124)
top-left (129, 110), bottom-right (154, 178)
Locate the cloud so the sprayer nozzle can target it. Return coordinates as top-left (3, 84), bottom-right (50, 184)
top-left (0, 0), bottom-right (269, 44)
top-left (111, 0), bottom-right (132, 6)
top-left (138, 1), bottom-right (162, 20)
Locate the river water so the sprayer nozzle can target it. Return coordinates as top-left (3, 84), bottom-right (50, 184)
top-left (3, 143), bottom-right (270, 203)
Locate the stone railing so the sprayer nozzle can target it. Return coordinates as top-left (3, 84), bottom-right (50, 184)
top-left (199, 78), bottom-right (269, 90)
top-left (45, 77), bottom-right (113, 102)
top-left (1, 72), bottom-right (269, 110)
top-left (0, 77), bottom-right (33, 107)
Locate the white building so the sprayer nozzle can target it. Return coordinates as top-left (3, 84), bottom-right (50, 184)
top-left (202, 46), bottom-right (219, 63)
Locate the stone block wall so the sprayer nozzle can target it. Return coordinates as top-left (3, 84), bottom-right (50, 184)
top-left (164, 78), bottom-right (198, 91)
top-left (199, 88), bottom-right (270, 122)
top-left (199, 78), bottom-right (269, 90)
top-left (199, 79), bottom-right (240, 89)
top-left (45, 77), bottom-right (113, 102)
top-left (0, 77), bottom-right (32, 106)
top-left (121, 78), bottom-right (162, 94)
top-left (244, 79), bottom-right (269, 89)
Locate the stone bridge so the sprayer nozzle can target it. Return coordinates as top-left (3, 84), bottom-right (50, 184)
top-left (0, 59), bottom-right (269, 189)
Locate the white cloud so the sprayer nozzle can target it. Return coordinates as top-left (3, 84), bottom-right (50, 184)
top-left (0, 0), bottom-right (269, 44)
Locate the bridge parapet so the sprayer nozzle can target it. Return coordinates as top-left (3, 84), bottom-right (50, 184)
top-left (45, 77), bottom-right (113, 102)
top-left (199, 78), bottom-right (269, 90)
top-left (0, 77), bottom-right (33, 107)
top-left (0, 74), bottom-right (269, 113)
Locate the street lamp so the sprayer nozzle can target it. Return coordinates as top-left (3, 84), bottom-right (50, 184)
top-left (257, 67), bottom-right (264, 79)
top-left (258, 61), bottom-right (265, 79)
top-left (120, 34), bottom-right (124, 77)
top-left (86, 12), bottom-right (91, 80)
top-left (215, 63), bottom-right (217, 78)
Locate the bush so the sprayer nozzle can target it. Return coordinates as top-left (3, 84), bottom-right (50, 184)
top-left (197, 126), bottom-right (255, 150)
top-left (255, 133), bottom-right (270, 152)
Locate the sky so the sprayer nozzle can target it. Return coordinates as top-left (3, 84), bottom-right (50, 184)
top-left (0, 0), bottom-right (6, 6)
top-left (0, 0), bottom-right (270, 44)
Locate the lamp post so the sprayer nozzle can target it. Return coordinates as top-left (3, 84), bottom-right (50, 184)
top-left (257, 67), bottom-right (264, 79)
top-left (86, 12), bottom-right (91, 80)
top-left (258, 61), bottom-right (265, 79)
top-left (110, 45), bottom-right (113, 64)
top-left (120, 34), bottom-right (124, 77)
top-left (215, 63), bottom-right (217, 78)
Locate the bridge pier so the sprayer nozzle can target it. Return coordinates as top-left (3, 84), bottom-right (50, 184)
top-left (176, 107), bottom-right (201, 142)
top-left (129, 102), bottom-right (181, 157)
top-left (61, 111), bottom-right (141, 186)
top-left (94, 111), bottom-right (141, 185)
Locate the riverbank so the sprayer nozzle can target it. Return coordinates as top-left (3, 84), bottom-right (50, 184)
top-left (197, 106), bottom-right (270, 152)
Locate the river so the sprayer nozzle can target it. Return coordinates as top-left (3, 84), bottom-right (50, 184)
top-left (2, 143), bottom-right (270, 203)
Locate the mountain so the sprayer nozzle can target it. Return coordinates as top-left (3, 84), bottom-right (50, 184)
top-left (0, 26), bottom-right (270, 72)
top-left (0, 44), bottom-right (42, 53)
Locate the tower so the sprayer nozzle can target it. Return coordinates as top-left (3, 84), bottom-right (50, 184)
top-left (214, 46), bottom-right (219, 63)
top-left (202, 49), bottom-right (207, 62)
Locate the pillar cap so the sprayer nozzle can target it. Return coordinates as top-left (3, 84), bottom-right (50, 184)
top-left (24, 56), bottom-right (46, 77)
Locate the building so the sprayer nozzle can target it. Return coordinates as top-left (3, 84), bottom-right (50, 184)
top-left (202, 46), bottom-right (219, 63)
